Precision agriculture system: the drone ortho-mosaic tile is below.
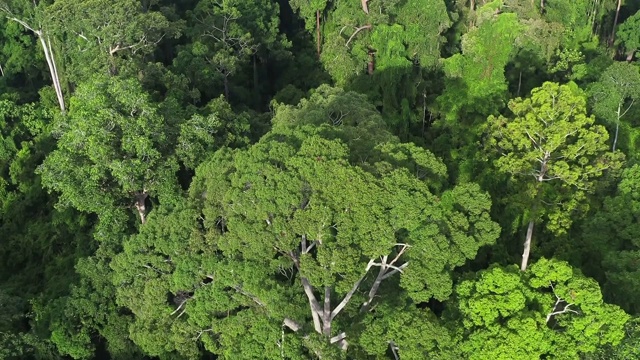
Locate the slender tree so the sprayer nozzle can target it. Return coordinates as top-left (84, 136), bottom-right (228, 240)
top-left (0, 1), bottom-right (65, 112)
top-left (487, 82), bottom-right (622, 271)
top-left (589, 62), bottom-right (640, 151)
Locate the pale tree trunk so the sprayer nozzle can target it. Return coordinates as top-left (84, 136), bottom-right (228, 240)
top-left (614, 102), bottom-right (621, 151)
top-left (361, 0), bottom-right (369, 14)
top-left (521, 152), bottom-right (549, 272)
top-left (610, 0), bottom-right (622, 45)
top-left (521, 220), bottom-right (534, 271)
top-left (5, 17), bottom-right (65, 113)
top-left (285, 241), bottom-right (409, 350)
top-left (134, 191), bottom-right (148, 224)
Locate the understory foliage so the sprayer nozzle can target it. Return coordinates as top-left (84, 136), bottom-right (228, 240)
top-left (1, 0), bottom-right (640, 359)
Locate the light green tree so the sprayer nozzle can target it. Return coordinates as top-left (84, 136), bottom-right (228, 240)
top-left (487, 82), bottom-right (623, 271)
top-left (450, 258), bottom-right (629, 359)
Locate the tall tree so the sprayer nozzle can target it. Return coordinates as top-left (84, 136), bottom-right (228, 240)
top-left (186, 0), bottom-right (283, 100)
top-left (110, 121), bottom-right (499, 357)
top-left (486, 81), bottom-right (623, 271)
top-left (37, 75), bottom-right (179, 224)
top-left (589, 62), bottom-right (640, 151)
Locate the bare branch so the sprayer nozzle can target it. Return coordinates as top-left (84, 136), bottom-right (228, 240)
top-left (345, 25), bottom-right (372, 47)
top-left (283, 318), bottom-right (303, 332)
top-left (380, 261), bottom-right (409, 281)
top-left (330, 259), bottom-right (375, 320)
top-left (330, 332), bottom-right (347, 344)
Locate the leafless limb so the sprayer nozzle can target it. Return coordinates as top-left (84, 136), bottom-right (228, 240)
top-left (345, 25), bottom-right (372, 47)
top-left (330, 259), bottom-right (375, 320)
top-left (389, 341), bottom-right (400, 360)
top-left (283, 318), bottom-right (303, 332)
top-left (546, 282), bottom-right (580, 323)
top-left (170, 298), bottom-right (189, 318)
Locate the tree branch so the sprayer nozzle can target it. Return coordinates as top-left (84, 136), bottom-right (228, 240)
top-left (345, 25), bottom-right (372, 47)
top-left (330, 259), bottom-right (375, 320)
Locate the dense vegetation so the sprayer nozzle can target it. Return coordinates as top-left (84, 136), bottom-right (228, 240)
top-left (1, 0), bottom-right (640, 359)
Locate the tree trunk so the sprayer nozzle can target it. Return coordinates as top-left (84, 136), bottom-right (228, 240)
top-left (613, 122), bottom-right (619, 152)
top-left (135, 191), bottom-right (148, 224)
top-left (252, 55), bottom-right (260, 110)
top-left (223, 74), bottom-right (230, 100)
top-left (316, 10), bottom-right (321, 57)
top-left (322, 287), bottom-right (331, 336)
top-left (610, 0), bottom-right (622, 45)
top-left (540, 0), bottom-right (545, 12)
top-left (614, 102), bottom-right (621, 151)
top-left (39, 35), bottom-right (66, 113)
top-left (521, 219), bottom-right (535, 271)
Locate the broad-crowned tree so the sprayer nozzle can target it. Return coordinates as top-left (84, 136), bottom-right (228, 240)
top-left (110, 120), bottom-right (499, 358)
top-left (449, 258), bottom-right (629, 359)
top-left (37, 75), bottom-right (179, 225)
top-left (486, 82), bottom-right (623, 271)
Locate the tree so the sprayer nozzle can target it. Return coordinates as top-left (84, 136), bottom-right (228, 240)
top-left (186, 0), bottom-right (283, 100)
top-left (37, 75), bottom-right (179, 224)
top-left (48, 0), bottom-right (177, 81)
top-left (0, 0), bottom-right (65, 112)
top-left (288, 0), bottom-right (328, 56)
top-left (581, 165), bottom-right (640, 314)
top-left (318, 0), bottom-right (450, 85)
top-left (450, 258), bottom-right (629, 359)
top-left (589, 62), bottom-right (640, 151)
top-left (110, 120), bottom-right (499, 357)
top-left (438, 3), bottom-right (523, 121)
top-left (616, 10), bottom-right (640, 58)
top-left (176, 95), bottom-right (250, 170)
top-left (486, 81), bottom-right (623, 271)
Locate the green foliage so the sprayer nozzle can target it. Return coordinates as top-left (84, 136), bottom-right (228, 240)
top-left (451, 258), bottom-right (629, 359)
top-left (37, 75), bottom-right (180, 221)
top-left (319, 0), bottom-right (450, 85)
top-left (487, 81), bottom-right (622, 235)
top-left (109, 110), bottom-right (498, 357)
top-left (582, 165), bottom-right (640, 314)
top-left (616, 10), bottom-right (640, 54)
top-left (48, 0), bottom-right (178, 81)
top-left (0, 0), bottom-right (638, 358)
top-left (438, 8), bottom-right (522, 120)
top-left (176, 96), bottom-right (250, 169)
top-left (589, 61), bottom-right (640, 152)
